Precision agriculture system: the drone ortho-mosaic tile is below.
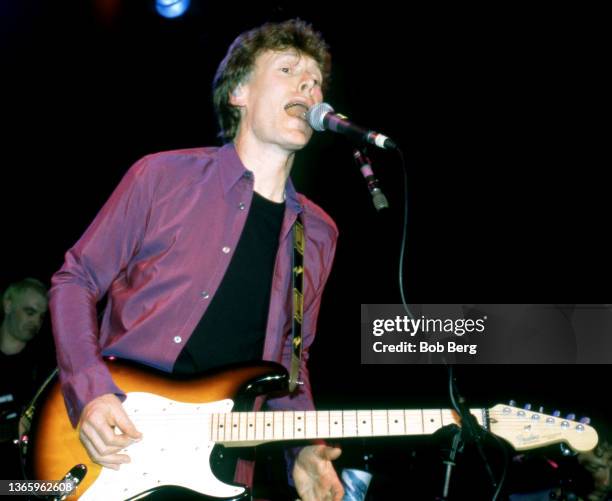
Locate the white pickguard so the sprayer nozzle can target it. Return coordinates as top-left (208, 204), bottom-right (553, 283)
top-left (80, 392), bottom-right (245, 500)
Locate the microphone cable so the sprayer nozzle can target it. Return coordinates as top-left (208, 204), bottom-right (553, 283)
top-left (396, 147), bottom-right (415, 321)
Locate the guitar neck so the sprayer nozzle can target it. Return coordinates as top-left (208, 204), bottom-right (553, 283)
top-left (213, 408), bottom-right (487, 446)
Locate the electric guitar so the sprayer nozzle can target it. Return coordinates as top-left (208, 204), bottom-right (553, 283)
top-left (24, 359), bottom-right (598, 500)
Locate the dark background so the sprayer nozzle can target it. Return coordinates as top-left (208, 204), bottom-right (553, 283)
top-left (1, 1), bottom-right (609, 498)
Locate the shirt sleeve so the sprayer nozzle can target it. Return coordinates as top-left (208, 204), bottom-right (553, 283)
top-left (49, 156), bottom-right (155, 427)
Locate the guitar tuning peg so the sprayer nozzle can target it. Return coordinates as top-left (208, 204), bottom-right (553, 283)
top-left (523, 403), bottom-right (532, 410)
top-left (566, 413), bottom-right (576, 421)
top-left (560, 443), bottom-right (577, 457)
top-left (580, 416), bottom-right (591, 424)
top-left (538, 406), bottom-right (544, 413)
top-left (508, 400), bottom-right (517, 406)
top-left (552, 410), bottom-right (561, 417)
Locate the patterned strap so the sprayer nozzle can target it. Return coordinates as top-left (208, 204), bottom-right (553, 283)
top-left (289, 217), bottom-right (305, 392)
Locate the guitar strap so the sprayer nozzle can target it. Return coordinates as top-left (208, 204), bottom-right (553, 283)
top-left (289, 214), bottom-right (305, 392)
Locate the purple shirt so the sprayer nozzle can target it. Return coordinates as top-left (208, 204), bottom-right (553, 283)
top-left (50, 143), bottom-right (338, 429)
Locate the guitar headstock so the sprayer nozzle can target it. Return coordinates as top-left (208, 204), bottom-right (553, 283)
top-left (488, 403), bottom-right (598, 453)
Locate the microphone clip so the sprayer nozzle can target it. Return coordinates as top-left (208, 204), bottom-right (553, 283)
top-left (353, 148), bottom-right (389, 211)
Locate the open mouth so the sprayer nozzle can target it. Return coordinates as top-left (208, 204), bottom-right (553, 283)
top-left (284, 102), bottom-right (309, 120)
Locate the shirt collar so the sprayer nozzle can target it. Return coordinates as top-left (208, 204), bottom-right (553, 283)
top-left (218, 142), bottom-right (303, 215)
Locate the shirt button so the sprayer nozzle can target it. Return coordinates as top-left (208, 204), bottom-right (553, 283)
top-left (201, 291), bottom-right (210, 299)
top-left (222, 246), bottom-right (231, 254)
top-left (173, 336), bottom-right (182, 344)
top-left (238, 202), bottom-right (246, 210)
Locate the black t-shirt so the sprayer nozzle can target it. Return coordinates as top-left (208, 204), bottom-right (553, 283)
top-left (0, 331), bottom-right (57, 479)
top-left (0, 330), bottom-right (56, 438)
top-left (173, 191), bottom-right (285, 375)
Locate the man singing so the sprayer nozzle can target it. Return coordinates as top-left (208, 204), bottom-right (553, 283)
top-left (51, 19), bottom-right (343, 500)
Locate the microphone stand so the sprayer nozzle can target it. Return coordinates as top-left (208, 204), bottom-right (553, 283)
top-left (437, 367), bottom-right (498, 500)
top-left (438, 425), bottom-right (463, 500)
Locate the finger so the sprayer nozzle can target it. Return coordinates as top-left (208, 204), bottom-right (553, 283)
top-left (97, 422), bottom-right (138, 449)
top-left (332, 485), bottom-right (345, 501)
top-left (329, 475), bottom-right (345, 501)
top-left (80, 433), bottom-right (103, 462)
top-left (320, 446), bottom-right (342, 461)
top-left (81, 423), bottom-right (122, 457)
top-left (112, 408), bottom-right (142, 440)
top-left (98, 452), bottom-right (132, 466)
top-left (80, 433), bottom-right (130, 467)
top-left (96, 454), bottom-right (131, 470)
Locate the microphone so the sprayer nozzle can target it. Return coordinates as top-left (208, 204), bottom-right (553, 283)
top-left (306, 102), bottom-right (397, 150)
top-left (353, 149), bottom-right (389, 211)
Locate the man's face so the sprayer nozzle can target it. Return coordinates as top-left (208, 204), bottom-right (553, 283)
top-left (231, 49), bottom-right (324, 151)
top-left (2, 289), bottom-right (48, 343)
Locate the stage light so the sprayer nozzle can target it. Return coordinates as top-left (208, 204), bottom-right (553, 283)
top-left (155, 0), bottom-right (190, 19)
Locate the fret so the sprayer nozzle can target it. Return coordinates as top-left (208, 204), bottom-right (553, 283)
top-left (305, 411), bottom-right (317, 438)
top-left (222, 413), bottom-right (231, 442)
top-left (441, 409), bottom-right (457, 427)
top-left (283, 411), bottom-right (294, 439)
top-left (294, 411), bottom-right (306, 439)
top-left (317, 411), bottom-right (330, 438)
top-left (219, 414), bottom-right (226, 442)
top-left (440, 408), bottom-right (483, 427)
top-left (274, 411), bottom-right (284, 440)
top-left (329, 411), bottom-right (343, 438)
top-left (343, 410), bottom-right (357, 438)
top-left (212, 413), bottom-right (219, 441)
top-left (357, 410), bottom-right (373, 437)
top-left (231, 412), bottom-right (240, 442)
top-left (423, 409), bottom-right (443, 434)
top-left (387, 410), bottom-right (405, 436)
top-left (264, 412), bottom-right (274, 440)
top-left (255, 412), bottom-right (264, 441)
top-left (246, 412), bottom-right (256, 441)
top-left (404, 409), bottom-right (423, 435)
top-left (220, 412), bottom-right (225, 441)
top-left (371, 410), bottom-right (389, 436)
top-left (239, 411), bottom-right (248, 442)
top-left (226, 413), bottom-right (233, 441)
